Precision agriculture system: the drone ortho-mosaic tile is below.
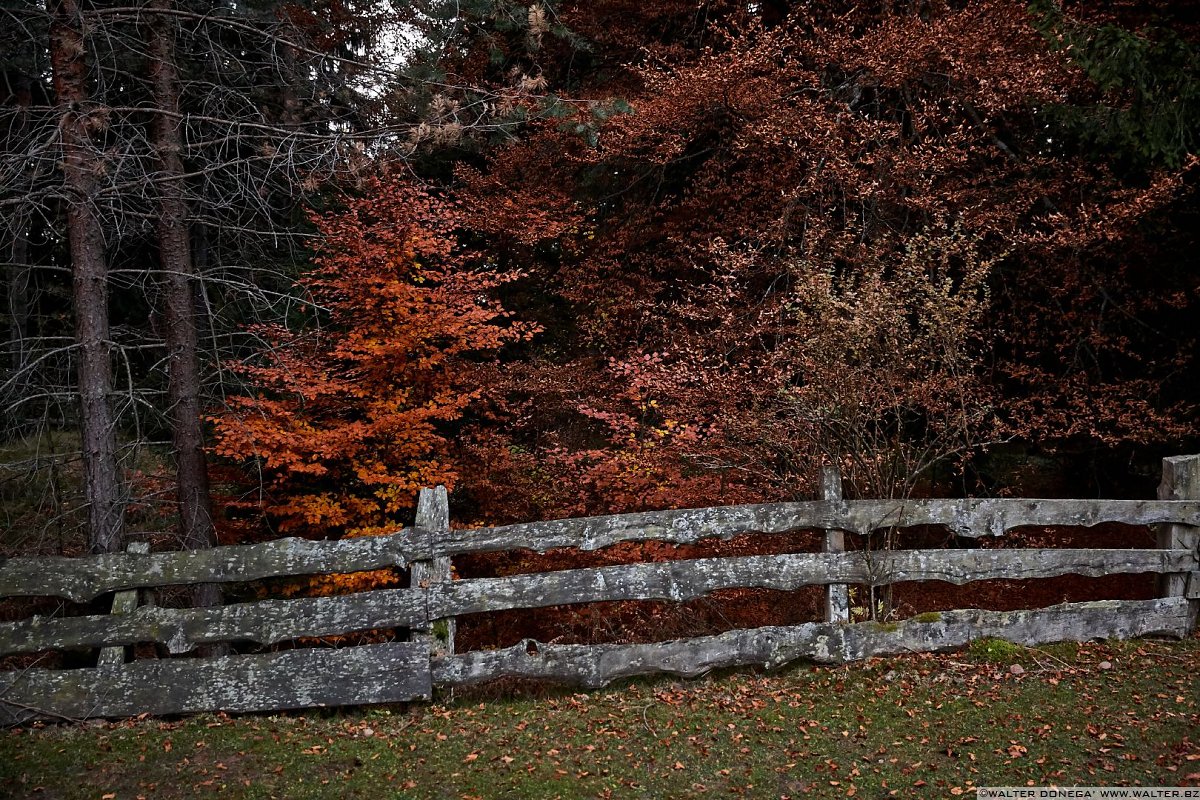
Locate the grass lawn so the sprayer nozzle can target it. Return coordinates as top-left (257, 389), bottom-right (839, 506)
top-left (2, 636), bottom-right (1197, 799)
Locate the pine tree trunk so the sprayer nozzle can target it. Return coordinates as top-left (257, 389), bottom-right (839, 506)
top-left (49, 0), bottom-right (124, 554)
top-left (5, 214), bottom-right (31, 421)
top-left (4, 74), bottom-right (33, 422)
top-left (147, 1), bottom-right (219, 608)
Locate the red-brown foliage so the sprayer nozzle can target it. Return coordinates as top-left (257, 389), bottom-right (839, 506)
top-left (451, 0), bottom-right (1198, 521)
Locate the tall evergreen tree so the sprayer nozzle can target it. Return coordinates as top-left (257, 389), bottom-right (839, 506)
top-left (1, 0), bottom-right (416, 557)
top-left (46, 0), bottom-right (124, 553)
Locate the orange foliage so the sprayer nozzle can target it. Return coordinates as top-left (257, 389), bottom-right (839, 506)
top-left (211, 177), bottom-right (537, 550)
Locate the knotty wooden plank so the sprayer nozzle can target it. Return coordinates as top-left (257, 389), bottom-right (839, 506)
top-left (433, 499), bottom-right (1200, 556)
top-left (0, 529), bottom-right (424, 602)
top-left (0, 642), bottom-right (431, 725)
top-left (432, 598), bottom-right (1191, 688)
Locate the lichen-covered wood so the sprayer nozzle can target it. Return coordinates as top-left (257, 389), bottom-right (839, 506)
top-left (96, 542), bottom-right (149, 672)
top-left (4, 498), bottom-right (1198, 602)
top-left (4, 463), bottom-right (1198, 723)
top-left (821, 466), bottom-right (849, 623)
top-left (431, 598), bottom-right (1191, 689)
top-left (4, 596), bottom-right (1184, 722)
top-left (1156, 455), bottom-right (1200, 631)
top-left (0, 586), bottom-right (426, 656)
top-left (428, 548), bottom-right (1194, 619)
top-left (2, 547), bottom-right (1191, 657)
top-left (0, 530), bottom-right (422, 602)
top-left (0, 642), bottom-right (431, 725)
top-left (410, 486), bottom-right (454, 656)
top-left (433, 499), bottom-right (1200, 556)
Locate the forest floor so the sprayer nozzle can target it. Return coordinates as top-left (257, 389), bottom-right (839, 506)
top-left (2, 636), bottom-right (1197, 800)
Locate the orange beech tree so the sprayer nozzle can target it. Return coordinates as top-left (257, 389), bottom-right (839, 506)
top-left (212, 178), bottom-right (536, 555)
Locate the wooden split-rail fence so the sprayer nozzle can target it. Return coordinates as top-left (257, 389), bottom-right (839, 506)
top-left (1, 455), bottom-right (1198, 724)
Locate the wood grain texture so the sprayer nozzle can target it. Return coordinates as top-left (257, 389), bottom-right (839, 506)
top-left (411, 486), bottom-right (454, 656)
top-left (0, 531), bottom-right (421, 602)
top-left (0, 642), bottom-right (430, 725)
top-left (0, 586), bottom-right (426, 656)
top-left (4, 548), bottom-right (1191, 656)
top-left (4, 498), bottom-right (1198, 602)
top-left (1156, 455), bottom-right (1200, 632)
top-left (428, 548), bottom-right (1195, 619)
top-left (821, 467), bottom-right (849, 624)
top-left (434, 499), bottom-right (1200, 556)
top-left (97, 542), bottom-right (149, 672)
top-left (432, 598), bottom-right (1191, 689)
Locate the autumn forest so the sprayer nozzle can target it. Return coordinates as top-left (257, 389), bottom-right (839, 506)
top-left (2, 0), bottom-right (1198, 620)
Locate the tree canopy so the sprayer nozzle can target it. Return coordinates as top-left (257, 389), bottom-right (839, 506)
top-left (2, 0), bottom-right (1197, 557)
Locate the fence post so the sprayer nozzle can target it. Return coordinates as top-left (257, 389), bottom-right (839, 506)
top-left (412, 486), bottom-right (454, 656)
top-left (1157, 455), bottom-right (1200, 633)
top-left (97, 541), bottom-right (149, 672)
top-left (821, 466), bottom-right (850, 624)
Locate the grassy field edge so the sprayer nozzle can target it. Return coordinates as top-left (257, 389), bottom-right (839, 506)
top-left (2, 636), bottom-right (1198, 799)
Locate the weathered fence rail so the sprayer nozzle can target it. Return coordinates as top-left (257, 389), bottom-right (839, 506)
top-left (4, 548), bottom-right (1194, 659)
top-left (430, 598), bottom-right (1192, 688)
top-left (1, 455), bottom-right (1197, 724)
top-left (6, 499), bottom-right (1200, 602)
